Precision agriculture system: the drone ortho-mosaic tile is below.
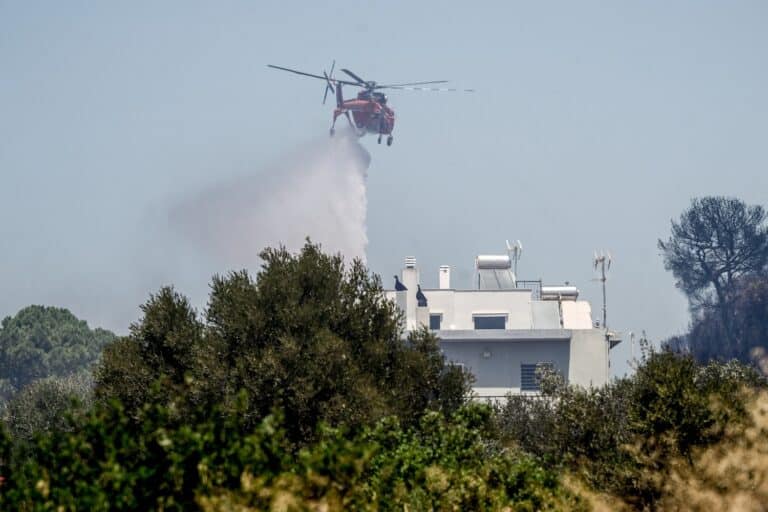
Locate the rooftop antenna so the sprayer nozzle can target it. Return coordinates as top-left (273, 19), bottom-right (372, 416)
top-left (506, 239), bottom-right (523, 276)
top-left (593, 250), bottom-right (612, 329)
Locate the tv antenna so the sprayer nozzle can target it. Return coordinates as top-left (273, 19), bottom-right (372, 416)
top-left (506, 239), bottom-right (523, 276)
top-left (593, 250), bottom-right (612, 329)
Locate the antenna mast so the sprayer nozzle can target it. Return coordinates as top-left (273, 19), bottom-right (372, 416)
top-left (506, 239), bottom-right (522, 276)
top-left (593, 250), bottom-right (612, 329)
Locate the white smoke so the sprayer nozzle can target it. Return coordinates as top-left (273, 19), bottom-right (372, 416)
top-left (170, 131), bottom-right (371, 270)
top-left (0, 133), bottom-right (370, 335)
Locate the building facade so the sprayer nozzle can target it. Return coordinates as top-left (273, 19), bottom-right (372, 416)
top-left (384, 249), bottom-right (621, 399)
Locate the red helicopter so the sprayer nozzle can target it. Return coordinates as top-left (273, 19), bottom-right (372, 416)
top-left (268, 62), bottom-right (473, 146)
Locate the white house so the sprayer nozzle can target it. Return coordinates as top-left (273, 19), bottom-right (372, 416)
top-left (384, 247), bottom-right (621, 399)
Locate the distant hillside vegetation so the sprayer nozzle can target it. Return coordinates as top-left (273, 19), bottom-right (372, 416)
top-left (0, 305), bottom-right (115, 401)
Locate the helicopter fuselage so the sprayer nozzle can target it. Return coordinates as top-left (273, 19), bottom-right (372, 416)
top-left (339, 92), bottom-right (395, 136)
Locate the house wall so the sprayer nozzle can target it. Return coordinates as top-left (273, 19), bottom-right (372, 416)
top-left (407, 289), bottom-right (534, 330)
top-left (440, 338), bottom-right (570, 394)
top-left (568, 329), bottom-right (610, 388)
top-left (384, 275), bottom-right (615, 395)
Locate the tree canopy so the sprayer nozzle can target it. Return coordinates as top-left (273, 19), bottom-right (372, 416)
top-left (678, 275), bottom-right (768, 365)
top-left (658, 196), bottom-right (768, 310)
top-left (95, 241), bottom-right (471, 444)
top-left (0, 306), bottom-right (115, 400)
top-left (659, 196), bottom-right (768, 357)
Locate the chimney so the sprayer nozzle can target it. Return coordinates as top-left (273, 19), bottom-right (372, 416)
top-left (401, 257), bottom-right (419, 329)
top-left (439, 265), bottom-right (451, 289)
top-left (402, 256), bottom-right (419, 291)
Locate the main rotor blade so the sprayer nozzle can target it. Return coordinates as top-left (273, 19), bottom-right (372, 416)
top-left (340, 68), bottom-right (368, 84)
top-left (268, 64), bottom-right (360, 86)
top-left (383, 86), bottom-right (476, 92)
top-left (375, 80), bottom-right (449, 88)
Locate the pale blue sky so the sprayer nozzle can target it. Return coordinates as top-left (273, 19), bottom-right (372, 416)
top-left (2, 1), bottom-right (767, 375)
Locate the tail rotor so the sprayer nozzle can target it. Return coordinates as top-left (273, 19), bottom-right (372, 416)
top-left (322, 60), bottom-right (336, 105)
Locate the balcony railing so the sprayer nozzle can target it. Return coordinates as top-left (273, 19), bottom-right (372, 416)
top-left (515, 279), bottom-right (542, 300)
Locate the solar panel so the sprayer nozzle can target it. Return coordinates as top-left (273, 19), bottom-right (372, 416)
top-left (478, 268), bottom-right (516, 290)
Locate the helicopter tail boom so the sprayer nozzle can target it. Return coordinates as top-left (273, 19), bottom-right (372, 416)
top-left (335, 81), bottom-right (343, 108)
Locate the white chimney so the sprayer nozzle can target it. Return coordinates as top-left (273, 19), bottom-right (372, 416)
top-left (439, 265), bottom-right (451, 289)
top-left (402, 256), bottom-right (419, 290)
top-left (401, 257), bottom-right (419, 329)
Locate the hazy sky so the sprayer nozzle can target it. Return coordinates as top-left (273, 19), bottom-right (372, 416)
top-left (2, 1), bottom-right (767, 376)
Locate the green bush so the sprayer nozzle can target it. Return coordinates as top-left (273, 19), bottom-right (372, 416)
top-left (496, 348), bottom-right (766, 509)
top-left (0, 400), bottom-right (581, 511)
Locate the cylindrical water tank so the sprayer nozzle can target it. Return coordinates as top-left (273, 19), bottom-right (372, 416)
top-left (476, 254), bottom-right (511, 270)
top-left (541, 286), bottom-right (579, 300)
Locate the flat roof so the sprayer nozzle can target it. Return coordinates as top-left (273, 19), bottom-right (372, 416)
top-left (436, 329), bottom-right (572, 341)
top-left (384, 288), bottom-right (534, 293)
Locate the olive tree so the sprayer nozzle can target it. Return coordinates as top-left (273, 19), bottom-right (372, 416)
top-left (96, 241), bottom-right (471, 443)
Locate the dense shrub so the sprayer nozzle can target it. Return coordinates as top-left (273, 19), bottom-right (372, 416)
top-left (498, 375), bottom-right (634, 493)
top-left (656, 390), bottom-right (768, 511)
top-left (0, 400), bottom-right (581, 511)
top-left (497, 348), bottom-right (767, 509)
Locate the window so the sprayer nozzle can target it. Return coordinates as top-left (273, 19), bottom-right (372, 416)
top-left (520, 362), bottom-right (554, 392)
top-left (429, 313), bottom-right (442, 330)
top-left (473, 315), bottom-right (506, 330)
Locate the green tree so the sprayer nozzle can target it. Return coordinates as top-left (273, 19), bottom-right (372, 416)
top-left (658, 197), bottom-right (768, 355)
top-left (96, 242), bottom-right (471, 443)
top-left (4, 372), bottom-right (92, 440)
top-left (94, 287), bottom-right (222, 422)
top-left (682, 275), bottom-right (768, 365)
top-left (0, 306), bottom-right (115, 401)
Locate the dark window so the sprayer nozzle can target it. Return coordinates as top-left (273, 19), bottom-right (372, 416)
top-left (429, 314), bottom-right (442, 330)
top-left (521, 362), bottom-right (554, 392)
top-left (473, 315), bottom-right (506, 329)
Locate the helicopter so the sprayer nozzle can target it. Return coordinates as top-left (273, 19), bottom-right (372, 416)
top-left (268, 62), bottom-right (473, 146)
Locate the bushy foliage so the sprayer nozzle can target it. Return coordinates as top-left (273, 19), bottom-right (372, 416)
top-left (94, 288), bottom-right (217, 423)
top-left (659, 196), bottom-right (768, 363)
top-left (656, 390), bottom-right (768, 511)
top-left (497, 348), bottom-right (767, 509)
top-left (498, 374), bottom-right (634, 493)
top-left (0, 305), bottom-right (115, 401)
top-left (95, 242), bottom-right (471, 444)
top-left (658, 196), bottom-right (768, 311)
top-left (679, 275), bottom-right (768, 368)
top-left (0, 400), bottom-right (581, 511)
top-left (5, 372), bottom-right (93, 441)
